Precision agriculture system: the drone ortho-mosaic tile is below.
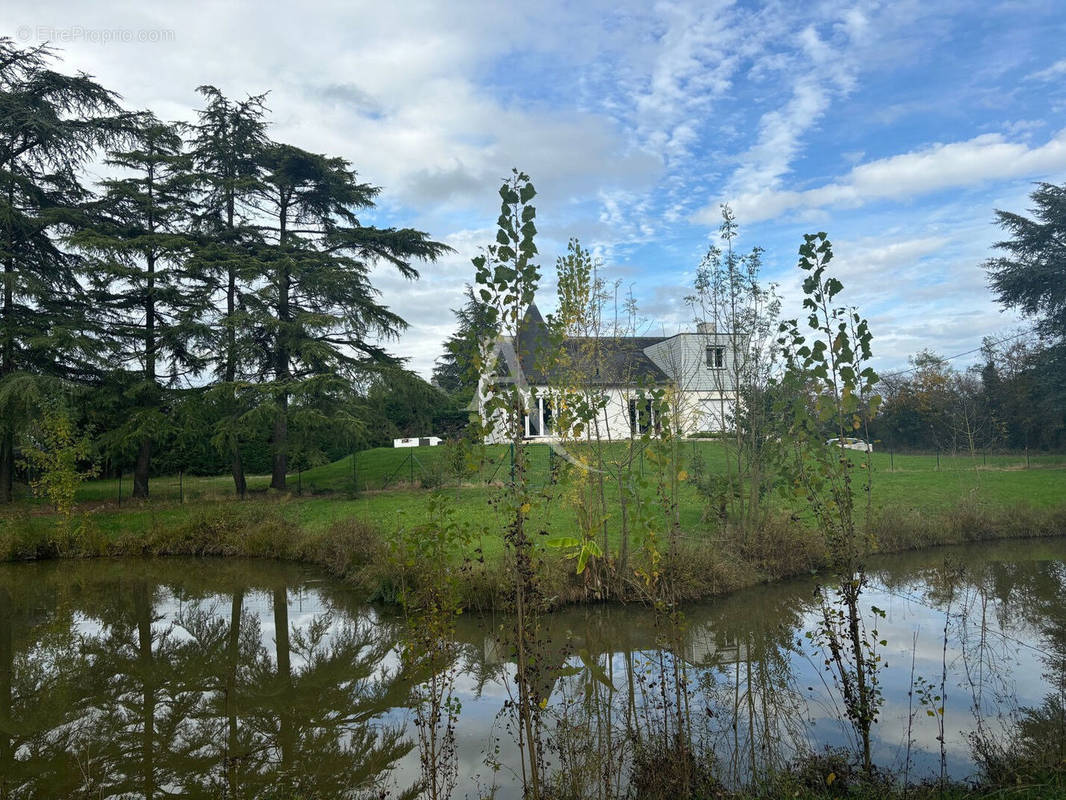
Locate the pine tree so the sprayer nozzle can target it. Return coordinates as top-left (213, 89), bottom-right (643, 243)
top-left (250, 142), bottom-right (451, 490)
top-left (72, 113), bottom-right (204, 498)
top-left (432, 285), bottom-right (497, 399)
top-left (187, 85), bottom-right (269, 497)
top-left (0, 39), bottom-right (127, 502)
top-left (985, 182), bottom-right (1066, 439)
top-left (986, 182), bottom-right (1066, 344)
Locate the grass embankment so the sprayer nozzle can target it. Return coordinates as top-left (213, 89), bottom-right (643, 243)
top-left (2, 442), bottom-right (1065, 608)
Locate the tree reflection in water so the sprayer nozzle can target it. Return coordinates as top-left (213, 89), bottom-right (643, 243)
top-left (0, 559), bottom-right (417, 799)
top-left (1, 539), bottom-right (1065, 799)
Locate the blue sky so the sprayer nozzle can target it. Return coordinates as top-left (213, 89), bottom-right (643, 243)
top-left (6, 0), bottom-right (1066, 376)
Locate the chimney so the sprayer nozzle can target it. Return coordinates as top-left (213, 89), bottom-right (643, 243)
top-left (696, 321), bottom-right (716, 334)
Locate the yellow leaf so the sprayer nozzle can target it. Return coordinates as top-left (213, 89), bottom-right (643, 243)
top-left (826, 772), bottom-right (836, 786)
top-left (520, 503), bottom-right (531, 514)
top-left (538, 697), bottom-right (548, 709)
top-left (677, 470), bottom-right (688, 481)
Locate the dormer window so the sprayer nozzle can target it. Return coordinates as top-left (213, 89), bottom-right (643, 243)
top-left (706, 346), bottom-right (724, 369)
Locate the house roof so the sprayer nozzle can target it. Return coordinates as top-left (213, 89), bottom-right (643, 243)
top-left (510, 303), bottom-right (671, 386)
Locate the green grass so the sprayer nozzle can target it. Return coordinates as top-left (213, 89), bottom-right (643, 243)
top-left (60, 442), bottom-right (554, 504)
top-left (6, 440), bottom-right (1065, 560)
top-left (3, 439), bottom-right (1065, 608)
top-left (53, 440), bottom-right (1066, 506)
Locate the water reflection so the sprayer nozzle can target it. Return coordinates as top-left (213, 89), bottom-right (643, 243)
top-left (0, 560), bottom-right (416, 799)
top-left (1, 538), bottom-right (1064, 799)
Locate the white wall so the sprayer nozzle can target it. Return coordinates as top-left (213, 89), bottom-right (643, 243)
top-left (476, 334), bottom-right (741, 442)
top-left (643, 333), bottom-right (743, 393)
top-left (479, 384), bottom-right (735, 442)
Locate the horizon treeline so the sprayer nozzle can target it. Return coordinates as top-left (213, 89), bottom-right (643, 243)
top-left (870, 339), bottom-right (1066, 453)
top-left (0, 38), bottom-right (458, 501)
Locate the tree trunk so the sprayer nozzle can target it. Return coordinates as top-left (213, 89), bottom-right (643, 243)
top-left (270, 206), bottom-right (290, 492)
top-left (224, 191), bottom-right (238, 386)
top-left (0, 432), bottom-right (12, 505)
top-left (231, 443), bottom-right (247, 499)
top-left (271, 398), bottom-right (287, 491)
top-left (136, 168), bottom-right (158, 502)
top-left (225, 270), bottom-right (236, 383)
top-left (1, 222), bottom-right (13, 504)
top-left (133, 438), bottom-right (151, 499)
top-left (224, 193), bottom-right (247, 497)
top-left (272, 587), bottom-right (294, 778)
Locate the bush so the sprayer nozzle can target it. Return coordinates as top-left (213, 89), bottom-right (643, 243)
top-left (627, 737), bottom-right (720, 800)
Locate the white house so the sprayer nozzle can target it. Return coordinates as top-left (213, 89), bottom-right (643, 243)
top-left (477, 304), bottom-right (743, 443)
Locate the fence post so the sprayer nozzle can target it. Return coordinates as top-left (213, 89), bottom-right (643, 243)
top-left (1025, 446), bottom-right (1030, 469)
top-left (890, 450), bottom-right (894, 472)
top-left (936, 450), bottom-right (940, 471)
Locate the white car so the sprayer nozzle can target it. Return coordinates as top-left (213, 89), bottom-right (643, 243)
top-left (826, 437), bottom-right (873, 453)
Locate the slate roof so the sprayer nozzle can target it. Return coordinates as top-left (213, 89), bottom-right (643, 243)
top-left (510, 303), bottom-right (670, 386)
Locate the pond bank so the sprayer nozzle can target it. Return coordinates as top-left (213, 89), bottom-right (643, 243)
top-left (2, 495), bottom-right (1064, 610)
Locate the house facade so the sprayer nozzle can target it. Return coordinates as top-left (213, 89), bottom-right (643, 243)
top-left (477, 304), bottom-right (743, 443)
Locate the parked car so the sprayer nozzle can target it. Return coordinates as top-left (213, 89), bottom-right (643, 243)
top-left (825, 437), bottom-right (873, 453)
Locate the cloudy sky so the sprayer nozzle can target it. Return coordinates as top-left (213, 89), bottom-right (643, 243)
top-left (7, 0), bottom-right (1066, 377)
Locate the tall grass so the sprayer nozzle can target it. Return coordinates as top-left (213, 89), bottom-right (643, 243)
top-left (1, 498), bottom-right (1064, 609)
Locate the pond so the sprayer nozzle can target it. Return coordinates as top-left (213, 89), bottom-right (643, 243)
top-left (1, 538), bottom-right (1064, 798)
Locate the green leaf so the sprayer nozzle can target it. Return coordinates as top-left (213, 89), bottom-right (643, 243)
top-left (576, 547), bottom-right (589, 574)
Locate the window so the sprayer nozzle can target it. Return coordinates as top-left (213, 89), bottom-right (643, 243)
top-left (706, 346), bottom-right (724, 369)
top-left (524, 395), bottom-right (553, 438)
top-left (628, 397), bottom-right (654, 435)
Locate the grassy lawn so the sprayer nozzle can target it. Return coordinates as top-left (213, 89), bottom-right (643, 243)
top-left (52, 440), bottom-right (1066, 505)
top-left (4, 441), bottom-right (1063, 564)
top-left (2, 439), bottom-right (1063, 609)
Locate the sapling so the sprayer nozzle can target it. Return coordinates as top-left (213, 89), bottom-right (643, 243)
top-left (473, 170), bottom-right (548, 798)
top-left (776, 232), bottom-right (884, 775)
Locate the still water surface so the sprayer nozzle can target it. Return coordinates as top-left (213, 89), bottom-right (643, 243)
top-left (1, 538), bottom-right (1064, 798)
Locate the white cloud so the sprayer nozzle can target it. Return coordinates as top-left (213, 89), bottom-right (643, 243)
top-left (1025, 58), bottom-right (1066, 82)
top-left (709, 129), bottom-right (1066, 223)
top-left (722, 9), bottom-right (873, 206)
top-left (5, 0), bottom-right (1062, 380)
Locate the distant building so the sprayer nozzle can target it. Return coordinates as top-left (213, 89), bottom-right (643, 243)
top-left (476, 303), bottom-right (742, 442)
top-left (393, 436), bottom-right (442, 448)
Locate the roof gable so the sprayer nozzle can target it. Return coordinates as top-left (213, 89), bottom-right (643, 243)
top-left (509, 303), bottom-right (670, 385)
